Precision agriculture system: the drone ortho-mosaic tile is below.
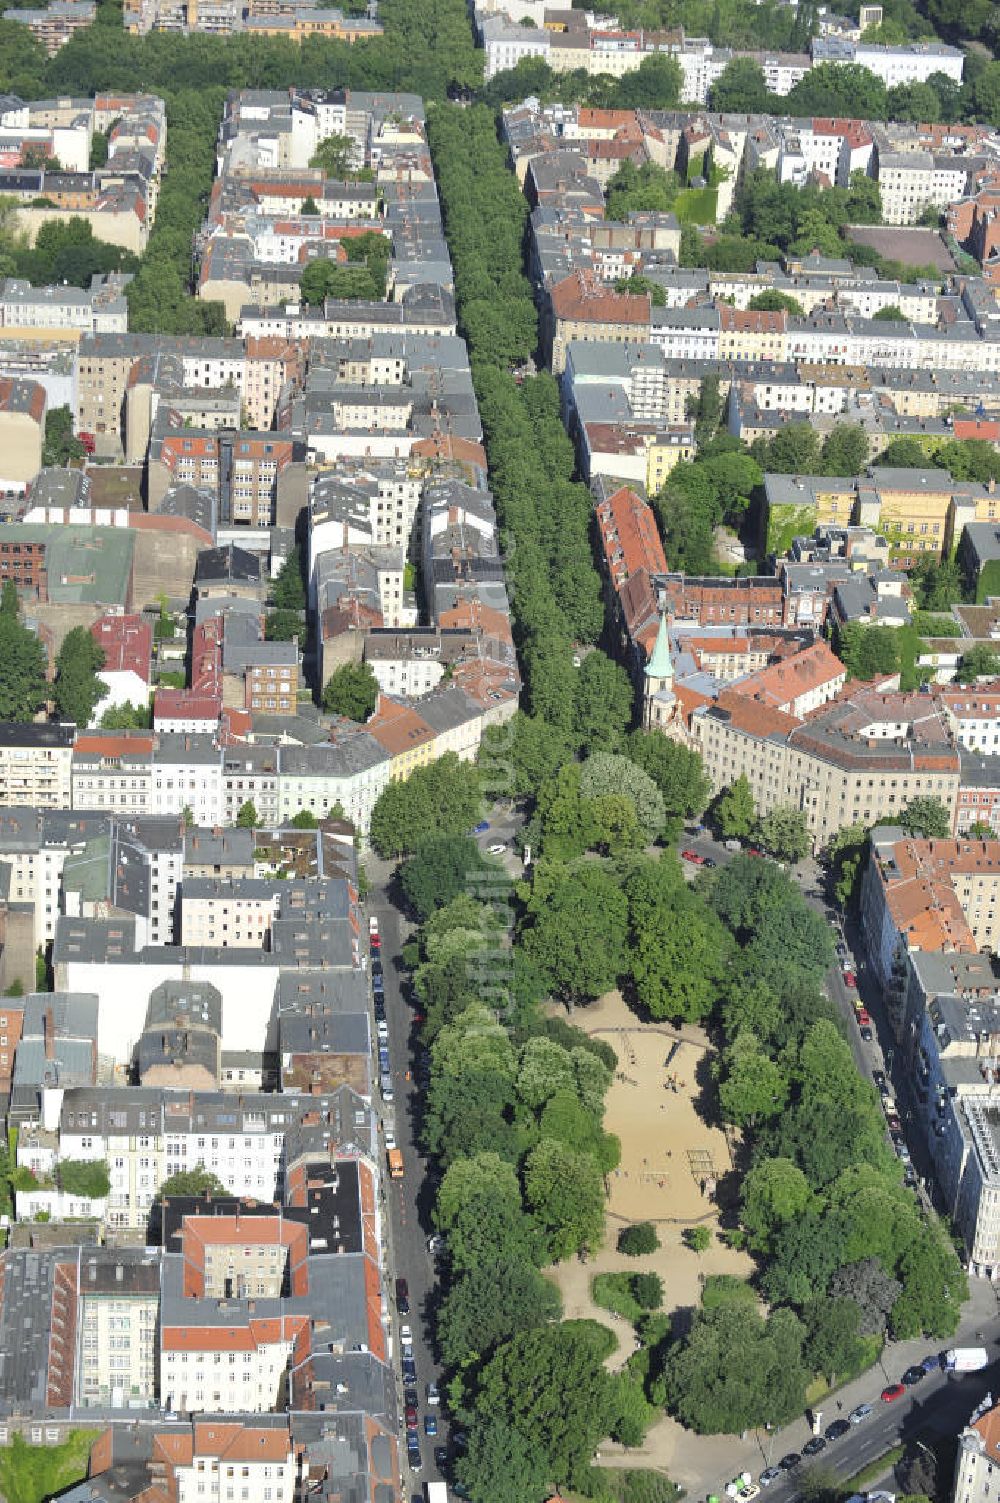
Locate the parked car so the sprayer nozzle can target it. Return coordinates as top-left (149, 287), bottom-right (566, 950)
top-left (403, 1386), bottom-right (418, 1407)
top-left (384, 1129), bottom-right (396, 1151)
top-left (704, 856), bottom-right (717, 867)
top-left (424, 1415), bottom-right (438, 1437)
top-left (843, 969), bottom-right (857, 988)
top-left (681, 850), bottom-right (704, 865)
top-left (426, 1383), bottom-right (440, 1406)
top-left (404, 1404), bottom-right (417, 1427)
top-left (902, 1366), bottom-right (925, 1386)
top-left (856, 1007), bottom-right (872, 1027)
top-left (487, 844), bottom-right (506, 856)
top-left (759, 1469), bottom-right (782, 1488)
top-left (921, 1354), bottom-right (941, 1373)
top-left (472, 821), bottom-right (489, 835)
top-left (434, 1447), bottom-right (449, 1471)
top-left (825, 1420), bottom-right (850, 1441)
top-left (881, 1383), bottom-right (906, 1402)
top-left (779, 1454), bottom-right (801, 1471)
top-left (395, 1278), bottom-right (409, 1313)
top-left (371, 957), bottom-right (383, 977)
top-left (368, 916), bottom-right (379, 936)
top-left (860, 1025), bottom-right (873, 1041)
top-left (400, 1324), bottom-right (413, 1356)
top-left (803, 1438), bottom-right (826, 1457)
top-left (872, 1070), bottom-right (887, 1093)
top-left (402, 1357), bottom-right (417, 1382)
top-left (406, 1440), bottom-right (421, 1472)
top-left (849, 1404), bottom-right (874, 1424)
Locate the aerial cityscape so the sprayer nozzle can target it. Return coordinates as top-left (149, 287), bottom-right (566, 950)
top-left (3, 0), bottom-right (1000, 1500)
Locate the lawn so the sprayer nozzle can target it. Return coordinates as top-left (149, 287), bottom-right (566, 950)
top-left (0, 1431), bottom-right (95, 1503)
top-left (843, 1444), bottom-right (905, 1491)
top-left (911, 611), bottom-right (962, 638)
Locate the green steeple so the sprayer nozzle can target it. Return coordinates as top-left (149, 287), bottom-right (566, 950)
top-left (645, 610), bottom-right (673, 683)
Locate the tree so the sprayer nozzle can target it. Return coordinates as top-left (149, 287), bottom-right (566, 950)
top-left (898, 796), bottom-right (952, 839)
top-left (628, 876), bottom-right (728, 1023)
top-left (57, 1158), bottom-right (110, 1198)
top-left (235, 800), bottom-right (258, 828)
top-left (100, 700), bottom-right (151, 729)
top-left (709, 58), bottom-right (769, 112)
top-left (272, 546), bottom-right (306, 611)
top-left (0, 582), bottom-right (17, 619)
top-left (713, 774), bottom-right (756, 840)
top-left (309, 131), bottom-right (355, 177)
top-left (264, 609), bottom-right (302, 641)
top-left (958, 643), bottom-right (1000, 683)
top-left (369, 753), bottom-right (482, 858)
top-left (826, 823), bottom-right (870, 908)
top-left (618, 1222), bottom-right (659, 1256)
top-left (52, 627), bottom-right (107, 728)
top-left (437, 1260), bottom-right (562, 1368)
top-left (684, 1225), bottom-right (711, 1254)
top-left (579, 752), bottom-right (665, 841)
top-left (741, 1157), bottom-right (812, 1249)
top-left (466, 1322), bottom-right (620, 1497)
top-left (159, 1165), bottom-right (227, 1199)
top-left (756, 804), bottom-right (810, 862)
top-left (803, 1296), bottom-right (867, 1385)
top-left (836, 622), bottom-right (900, 681)
top-left (573, 651), bottom-right (634, 752)
top-left (524, 1138), bottom-right (606, 1260)
top-left (0, 603), bottom-right (50, 722)
top-left (625, 732), bottom-right (711, 828)
top-left (748, 289), bottom-right (803, 315)
top-left (874, 304), bottom-right (904, 321)
top-left (400, 834), bottom-right (494, 921)
top-left (718, 1032), bottom-right (790, 1128)
top-left (522, 862), bottom-right (628, 1003)
top-left (300, 195), bottom-right (320, 215)
top-left (322, 661), bottom-right (378, 721)
top-left (820, 423), bottom-right (869, 476)
top-left (290, 809), bottom-right (318, 829)
top-left (880, 436), bottom-right (936, 469)
top-left (762, 421), bottom-right (821, 474)
top-left (436, 1152), bottom-right (541, 1272)
top-left (829, 1257), bottom-right (901, 1336)
top-left (694, 374), bottom-right (724, 446)
top-left (891, 1227), bottom-right (967, 1339)
top-left (664, 1304), bottom-right (808, 1433)
top-left (42, 406), bottom-right (85, 468)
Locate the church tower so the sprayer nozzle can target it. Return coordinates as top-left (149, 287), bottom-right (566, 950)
top-left (643, 610), bottom-right (676, 731)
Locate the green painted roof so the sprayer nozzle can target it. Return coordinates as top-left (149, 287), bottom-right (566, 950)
top-left (6, 524), bottom-right (133, 605)
top-left (645, 610), bottom-right (673, 681)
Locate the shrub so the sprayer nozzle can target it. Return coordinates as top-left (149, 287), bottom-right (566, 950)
top-left (618, 1221), bottom-right (660, 1256)
top-left (632, 1272), bottom-right (664, 1309)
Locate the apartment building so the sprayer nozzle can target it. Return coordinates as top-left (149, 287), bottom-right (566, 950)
top-left (955, 1399), bottom-right (1000, 1503)
top-left (75, 1250), bottom-right (160, 1408)
top-left (4, 1), bottom-right (95, 53)
top-left (692, 685), bottom-right (961, 849)
top-left (546, 270), bottom-right (651, 374)
top-left (0, 724), bottom-right (75, 808)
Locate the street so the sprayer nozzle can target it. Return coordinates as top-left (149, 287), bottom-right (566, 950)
top-left (369, 819), bottom-right (1000, 1502)
top-left (683, 829), bottom-right (1000, 1502)
top-left (366, 805), bottom-right (525, 1499)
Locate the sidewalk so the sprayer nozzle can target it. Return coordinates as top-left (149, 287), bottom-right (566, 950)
top-left (629, 1277), bottom-right (1000, 1498)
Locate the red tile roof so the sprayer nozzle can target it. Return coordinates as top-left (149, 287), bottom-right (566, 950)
top-left (91, 612), bottom-right (152, 681)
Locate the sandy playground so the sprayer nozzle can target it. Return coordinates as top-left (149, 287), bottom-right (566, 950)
top-left (548, 989), bottom-right (756, 1485)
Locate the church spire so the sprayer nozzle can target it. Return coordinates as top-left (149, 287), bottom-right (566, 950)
top-left (645, 609), bottom-right (673, 684)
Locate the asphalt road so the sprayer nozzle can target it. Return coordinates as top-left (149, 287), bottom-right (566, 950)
top-left (683, 829), bottom-right (1000, 1501)
top-left (372, 820), bottom-right (1000, 1502)
top-left (368, 806), bottom-right (526, 1501)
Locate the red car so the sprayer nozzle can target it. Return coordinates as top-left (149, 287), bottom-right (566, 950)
top-left (881, 1384), bottom-right (906, 1403)
top-left (843, 970), bottom-right (857, 988)
top-left (681, 850), bottom-right (705, 865)
top-left (856, 1008), bottom-right (872, 1028)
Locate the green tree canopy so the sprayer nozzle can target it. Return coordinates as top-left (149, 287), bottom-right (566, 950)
top-left (159, 1165), bottom-right (227, 1199)
top-left (53, 626), bottom-right (107, 728)
top-left (369, 753), bottom-right (482, 858)
top-left (322, 661), bottom-right (378, 721)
